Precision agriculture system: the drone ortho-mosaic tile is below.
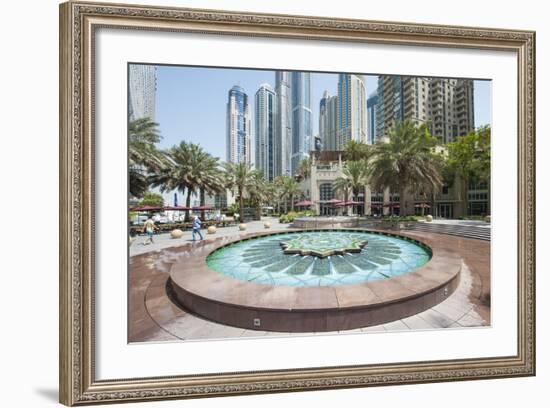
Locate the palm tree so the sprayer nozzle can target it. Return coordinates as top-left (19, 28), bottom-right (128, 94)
top-left (263, 181), bottom-right (278, 215)
top-left (224, 162), bottom-right (256, 222)
top-left (248, 171), bottom-right (270, 219)
top-left (149, 141), bottom-right (219, 221)
top-left (447, 126), bottom-right (491, 217)
top-left (281, 176), bottom-right (302, 213)
top-left (344, 140), bottom-right (370, 162)
top-left (342, 160), bottom-right (369, 215)
top-left (128, 117), bottom-right (165, 198)
top-left (332, 176), bottom-right (352, 216)
top-left (273, 175), bottom-right (288, 214)
top-left (297, 157), bottom-right (312, 180)
top-left (195, 154), bottom-right (225, 220)
top-left (369, 120), bottom-right (442, 216)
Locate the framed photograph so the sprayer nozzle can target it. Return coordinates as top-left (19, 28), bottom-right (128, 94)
top-left (59, 1), bottom-right (535, 405)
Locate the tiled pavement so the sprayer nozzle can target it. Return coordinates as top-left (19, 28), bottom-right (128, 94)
top-left (129, 222), bottom-right (490, 343)
top-left (129, 217), bottom-right (288, 257)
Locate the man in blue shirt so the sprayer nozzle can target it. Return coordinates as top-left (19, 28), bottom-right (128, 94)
top-left (192, 216), bottom-right (204, 241)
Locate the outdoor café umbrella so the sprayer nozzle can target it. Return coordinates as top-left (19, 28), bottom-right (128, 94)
top-left (129, 205), bottom-right (162, 212)
top-left (383, 202), bottom-right (400, 215)
top-left (163, 205), bottom-right (191, 212)
top-left (326, 198), bottom-right (343, 206)
top-left (193, 205), bottom-right (215, 220)
top-left (295, 200), bottom-right (313, 207)
top-left (192, 205), bottom-right (215, 211)
top-left (334, 200), bottom-right (363, 215)
top-left (415, 202), bottom-right (431, 215)
top-left (369, 202), bottom-right (383, 215)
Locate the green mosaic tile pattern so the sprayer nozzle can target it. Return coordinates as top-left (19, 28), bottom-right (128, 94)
top-left (206, 231), bottom-right (431, 287)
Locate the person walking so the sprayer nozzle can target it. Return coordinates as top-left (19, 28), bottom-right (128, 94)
top-left (192, 215), bottom-right (204, 241)
top-left (142, 215), bottom-right (158, 245)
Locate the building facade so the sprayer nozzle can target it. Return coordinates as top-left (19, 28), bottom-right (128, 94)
top-left (302, 150), bottom-right (489, 218)
top-left (275, 72), bottom-right (292, 177)
top-left (290, 72), bottom-right (312, 175)
top-left (319, 91), bottom-right (339, 151)
top-left (336, 74), bottom-right (367, 149)
top-left (128, 64), bottom-right (157, 121)
top-left (375, 75), bottom-right (475, 143)
top-left (254, 84), bottom-right (277, 181)
top-left (226, 85), bottom-right (251, 164)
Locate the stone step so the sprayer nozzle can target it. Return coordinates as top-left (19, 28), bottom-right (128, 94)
top-left (405, 223), bottom-right (491, 241)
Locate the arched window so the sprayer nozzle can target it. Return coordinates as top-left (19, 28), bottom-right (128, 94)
top-left (320, 183), bottom-right (334, 201)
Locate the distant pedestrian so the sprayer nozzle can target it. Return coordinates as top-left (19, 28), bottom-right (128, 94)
top-left (192, 216), bottom-right (204, 241)
top-left (142, 216), bottom-right (158, 245)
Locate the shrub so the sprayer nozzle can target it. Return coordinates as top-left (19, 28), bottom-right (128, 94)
top-left (380, 215), bottom-right (420, 222)
top-left (279, 210), bottom-right (313, 224)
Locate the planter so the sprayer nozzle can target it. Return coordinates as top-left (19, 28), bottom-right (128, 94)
top-left (378, 221), bottom-right (412, 231)
top-left (239, 223), bottom-right (247, 231)
top-left (170, 229), bottom-right (184, 239)
top-left (207, 226), bottom-right (217, 234)
top-left (426, 215), bottom-right (433, 222)
top-left (264, 222), bottom-right (271, 229)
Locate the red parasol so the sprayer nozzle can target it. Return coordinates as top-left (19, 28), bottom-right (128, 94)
top-left (129, 205), bottom-right (162, 212)
top-left (192, 205), bottom-right (215, 211)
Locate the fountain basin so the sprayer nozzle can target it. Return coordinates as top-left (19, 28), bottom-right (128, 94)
top-left (168, 229), bottom-right (461, 332)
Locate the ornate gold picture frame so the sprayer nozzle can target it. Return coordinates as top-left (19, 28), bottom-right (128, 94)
top-left (59, 1), bottom-right (535, 405)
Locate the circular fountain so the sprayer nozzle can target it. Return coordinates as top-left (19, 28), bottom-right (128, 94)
top-left (168, 229), bottom-right (461, 332)
top-left (292, 216), bottom-right (361, 229)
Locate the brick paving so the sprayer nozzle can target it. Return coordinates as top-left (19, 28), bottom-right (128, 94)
top-left (128, 220), bottom-right (490, 343)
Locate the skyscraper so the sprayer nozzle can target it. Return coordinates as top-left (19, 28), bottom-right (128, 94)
top-left (226, 85), bottom-right (251, 164)
top-left (275, 72), bottom-right (292, 177)
top-left (290, 72), bottom-right (312, 175)
top-left (367, 92), bottom-right (379, 144)
top-left (128, 64), bottom-right (157, 121)
top-left (336, 74), bottom-right (367, 149)
top-left (376, 75), bottom-right (475, 143)
top-left (319, 91), bottom-right (339, 151)
top-left (255, 84), bottom-right (277, 181)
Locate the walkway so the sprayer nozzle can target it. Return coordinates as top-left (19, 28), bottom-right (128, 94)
top-left (129, 223), bottom-right (490, 343)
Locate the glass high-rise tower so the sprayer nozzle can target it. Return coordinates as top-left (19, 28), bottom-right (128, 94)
top-left (290, 72), bottom-right (312, 175)
top-left (336, 74), bottom-right (367, 149)
top-left (367, 92), bottom-right (379, 144)
top-left (255, 84), bottom-right (277, 181)
top-left (128, 64), bottom-right (157, 121)
top-left (226, 85), bottom-right (251, 164)
top-left (275, 72), bottom-right (292, 177)
top-left (319, 91), bottom-right (338, 150)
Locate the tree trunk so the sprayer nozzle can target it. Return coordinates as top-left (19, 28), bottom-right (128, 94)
top-left (354, 187), bottom-right (360, 216)
top-left (239, 187), bottom-right (244, 223)
top-left (399, 187), bottom-right (406, 216)
top-left (290, 194), bottom-right (294, 212)
top-left (185, 191), bottom-right (192, 222)
top-left (344, 190), bottom-right (349, 216)
top-left (462, 177), bottom-right (469, 218)
top-left (200, 188), bottom-right (206, 221)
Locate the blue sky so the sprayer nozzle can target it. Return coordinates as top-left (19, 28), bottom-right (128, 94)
top-left (153, 65), bottom-right (491, 160)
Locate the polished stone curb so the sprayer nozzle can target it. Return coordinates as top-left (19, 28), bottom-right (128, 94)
top-left (168, 229), bottom-right (461, 332)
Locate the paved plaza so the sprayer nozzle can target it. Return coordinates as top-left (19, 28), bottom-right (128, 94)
top-left (128, 219), bottom-right (490, 343)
